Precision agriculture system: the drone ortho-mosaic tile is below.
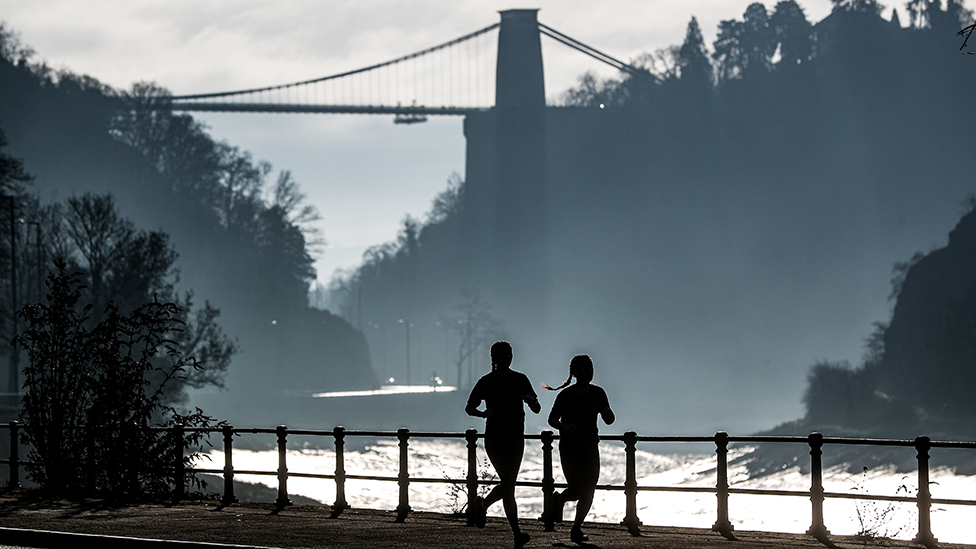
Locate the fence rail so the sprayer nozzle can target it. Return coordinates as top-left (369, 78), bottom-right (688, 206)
top-left (4, 422), bottom-right (975, 548)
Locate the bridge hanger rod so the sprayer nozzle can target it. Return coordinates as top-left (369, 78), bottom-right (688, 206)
top-left (537, 22), bottom-right (646, 77)
top-left (172, 23), bottom-right (500, 101)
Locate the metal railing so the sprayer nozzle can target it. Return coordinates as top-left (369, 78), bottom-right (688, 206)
top-left (3, 421), bottom-right (974, 548)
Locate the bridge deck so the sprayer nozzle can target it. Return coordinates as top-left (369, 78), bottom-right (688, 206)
top-left (1, 494), bottom-right (971, 549)
top-left (169, 102), bottom-right (489, 116)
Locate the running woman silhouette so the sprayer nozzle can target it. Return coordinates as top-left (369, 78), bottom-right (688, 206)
top-left (465, 340), bottom-right (541, 548)
top-left (544, 353), bottom-right (615, 543)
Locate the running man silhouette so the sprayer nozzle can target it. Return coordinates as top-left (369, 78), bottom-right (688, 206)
top-left (544, 353), bottom-right (615, 543)
top-left (465, 340), bottom-right (541, 548)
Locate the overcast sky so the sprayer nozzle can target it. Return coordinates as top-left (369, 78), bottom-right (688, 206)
top-left (0, 0), bottom-right (838, 281)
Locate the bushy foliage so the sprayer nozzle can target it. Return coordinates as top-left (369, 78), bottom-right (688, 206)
top-left (17, 260), bottom-right (221, 498)
top-left (30, 192), bottom-right (237, 405)
top-left (802, 360), bottom-right (877, 426)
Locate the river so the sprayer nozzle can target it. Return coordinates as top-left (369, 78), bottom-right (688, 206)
top-left (203, 438), bottom-right (976, 545)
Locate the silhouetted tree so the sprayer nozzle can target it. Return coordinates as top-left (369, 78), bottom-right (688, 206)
top-left (771, 1), bottom-right (815, 65)
top-left (560, 66), bottom-right (660, 108)
top-left (0, 24), bottom-right (34, 67)
top-left (714, 19), bottom-right (747, 81)
top-left (677, 17), bottom-right (714, 90)
top-left (908, 0), bottom-right (973, 30)
top-left (0, 127), bottom-right (31, 194)
top-left (39, 193), bottom-right (235, 405)
top-left (443, 288), bottom-right (505, 389)
top-left (830, 0), bottom-right (883, 14)
top-left (426, 172), bottom-right (464, 226)
top-left (0, 127), bottom-right (33, 389)
top-left (891, 7), bottom-right (904, 27)
top-left (253, 203), bottom-right (316, 311)
top-left (270, 170), bottom-right (324, 250)
top-left (713, 3), bottom-right (775, 80)
top-left (59, 193), bottom-right (176, 322)
top-left (742, 3), bottom-right (776, 71)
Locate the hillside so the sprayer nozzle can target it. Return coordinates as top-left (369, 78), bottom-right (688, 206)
top-left (0, 28), bottom-right (377, 417)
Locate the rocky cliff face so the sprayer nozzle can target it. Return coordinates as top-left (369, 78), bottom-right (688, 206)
top-left (869, 207), bottom-right (976, 437)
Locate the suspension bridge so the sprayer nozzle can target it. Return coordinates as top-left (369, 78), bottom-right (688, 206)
top-left (165, 9), bottom-right (650, 304)
top-left (167, 9), bottom-right (647, 119)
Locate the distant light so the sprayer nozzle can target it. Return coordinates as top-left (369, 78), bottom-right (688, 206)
top-left (389, 377), bottom-right (395, 383)
top-left (313, 384), bottom-right (458, 398)
top-left (599, 103), bottom-right (605, 109)
top-left (271, 320), bottom-right (277, 325)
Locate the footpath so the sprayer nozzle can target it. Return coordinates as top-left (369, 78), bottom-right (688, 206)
top-left (0, 494), bottom-right (973, 549)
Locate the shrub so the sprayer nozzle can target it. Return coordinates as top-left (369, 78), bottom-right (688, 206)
top-left (17, 259), bottom-right (220, 499)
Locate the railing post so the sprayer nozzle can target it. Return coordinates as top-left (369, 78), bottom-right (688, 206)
top-left (395, 427), bottom-right (411, 522)
top-left (86, 426), bottom-right (96, 493)
top-left (541, 429), bottom-right (555, 532)
top-left (621, 430), bottom-right (642, 535)
top-left (221, 424), bottom-right (237, 505)
top-left (711, 431), bottom-right (735, 540)
top-left (465, 428), bottom-right (479, 527)
top-left (127, 422), bottom-right (140, 497)
top-left (8, 421), bottom-right (19, 489)
top-left (173, 423), bottom-right (185, 502)
top-left (275, 425), bottom-right (291, 508)
top-left (806, 432), bottom-right (830, 542)
top-left (333, 426), bottom-right (348, 515)
top-left (913, 436), bottom-right (938, 549)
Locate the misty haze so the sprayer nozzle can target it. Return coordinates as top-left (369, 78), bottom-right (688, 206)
top-left (2, 0), bottom-right (976, 456)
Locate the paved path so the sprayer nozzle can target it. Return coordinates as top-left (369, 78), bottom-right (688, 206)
top-left (0, 495), bottom-right (972, 549)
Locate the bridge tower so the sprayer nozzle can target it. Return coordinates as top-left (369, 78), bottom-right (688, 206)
top-left (495, 9), bottom-right (546, 109)
top-left (464, 9), bottom-right (550, 309)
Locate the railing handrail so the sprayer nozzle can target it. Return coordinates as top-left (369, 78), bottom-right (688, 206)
top-left (7, 422), bottom-right (976, 447)
top-left (1, 422), bottom-right (966, 548)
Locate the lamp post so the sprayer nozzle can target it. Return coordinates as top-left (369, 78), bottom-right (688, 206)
top-left (398, 318), bottom-right (412, 385)
top-left (369, 322), bottom-right (386, 382)
top-left (24, 221), bottom-right (40, 304)
top-left (2, 196), bottom-right (17, 393)
top-left (456, 318), bottom-right (466, 389)
top-left (436, 320), bottom-right (450, 385)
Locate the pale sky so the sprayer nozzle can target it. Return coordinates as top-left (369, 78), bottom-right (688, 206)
top-left (0, 0), bottom-right (836, 281)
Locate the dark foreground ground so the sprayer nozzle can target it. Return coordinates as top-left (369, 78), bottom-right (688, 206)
top-left (0, 493), bottom-right (973, 549)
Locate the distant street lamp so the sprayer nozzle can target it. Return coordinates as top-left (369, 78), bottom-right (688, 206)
top-left (371, 322), bottom-right (387, 382)
top-left (398, 318), bottom-right (413, 385)
top-left (435, 320), bottom-right (450, 384)
top-left (272, 318), bottom-right (283, 360)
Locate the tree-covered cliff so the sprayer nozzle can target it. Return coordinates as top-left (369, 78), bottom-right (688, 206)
top-left (0, 24), bottom-right (376, 408)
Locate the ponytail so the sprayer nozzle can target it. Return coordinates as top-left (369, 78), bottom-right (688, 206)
top-left (543, 353), bottom-right (593, 391)
top-left (542, 371), bottom-right (573, 391)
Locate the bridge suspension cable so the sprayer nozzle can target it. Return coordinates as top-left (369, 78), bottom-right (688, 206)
top-left (537, 22), bottom-right (648, 78)
top-left (165, 19), bottom-right (647, 117)
top-left (171, 23), bottom-right (500, 116)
